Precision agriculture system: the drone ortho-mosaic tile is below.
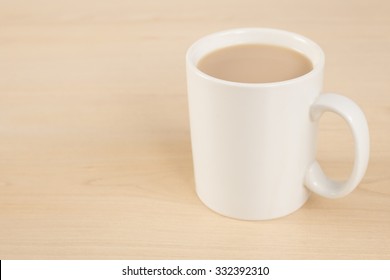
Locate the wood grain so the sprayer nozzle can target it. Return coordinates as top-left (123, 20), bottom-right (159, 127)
top-left (0, 0), bottom-right (389, 259)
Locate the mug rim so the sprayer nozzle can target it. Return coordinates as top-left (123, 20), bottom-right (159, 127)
top-left (186, 27), bottom-right (325, 88)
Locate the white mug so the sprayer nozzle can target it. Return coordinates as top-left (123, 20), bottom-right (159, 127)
top-left (186, 28), bottom-right (369, 220)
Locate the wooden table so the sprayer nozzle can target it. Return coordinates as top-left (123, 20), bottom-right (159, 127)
top-left (0, 0), bottom-right (389, 259)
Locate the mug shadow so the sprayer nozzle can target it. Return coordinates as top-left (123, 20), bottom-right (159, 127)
top-left (143, 94), bottom-right (197, 203)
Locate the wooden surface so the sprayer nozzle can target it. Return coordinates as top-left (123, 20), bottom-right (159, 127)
top-left (0, 0), bottom-right (389, 259)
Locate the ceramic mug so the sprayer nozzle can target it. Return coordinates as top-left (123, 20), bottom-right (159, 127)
top-left (186, 28), bottom-right (369, 220)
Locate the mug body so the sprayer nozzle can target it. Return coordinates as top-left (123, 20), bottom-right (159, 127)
top-left (186, 28), bottom-right (325, 220)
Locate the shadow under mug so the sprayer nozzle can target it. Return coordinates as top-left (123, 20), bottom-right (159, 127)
top-left (186, 28), bottom-right (369, 220)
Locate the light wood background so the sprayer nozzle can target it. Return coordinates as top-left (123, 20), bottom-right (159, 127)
top-left (0, 0), bottom-right (389, 259)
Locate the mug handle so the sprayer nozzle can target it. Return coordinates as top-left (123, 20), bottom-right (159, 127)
top-left (305, 93), bottom-right (370, 198)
